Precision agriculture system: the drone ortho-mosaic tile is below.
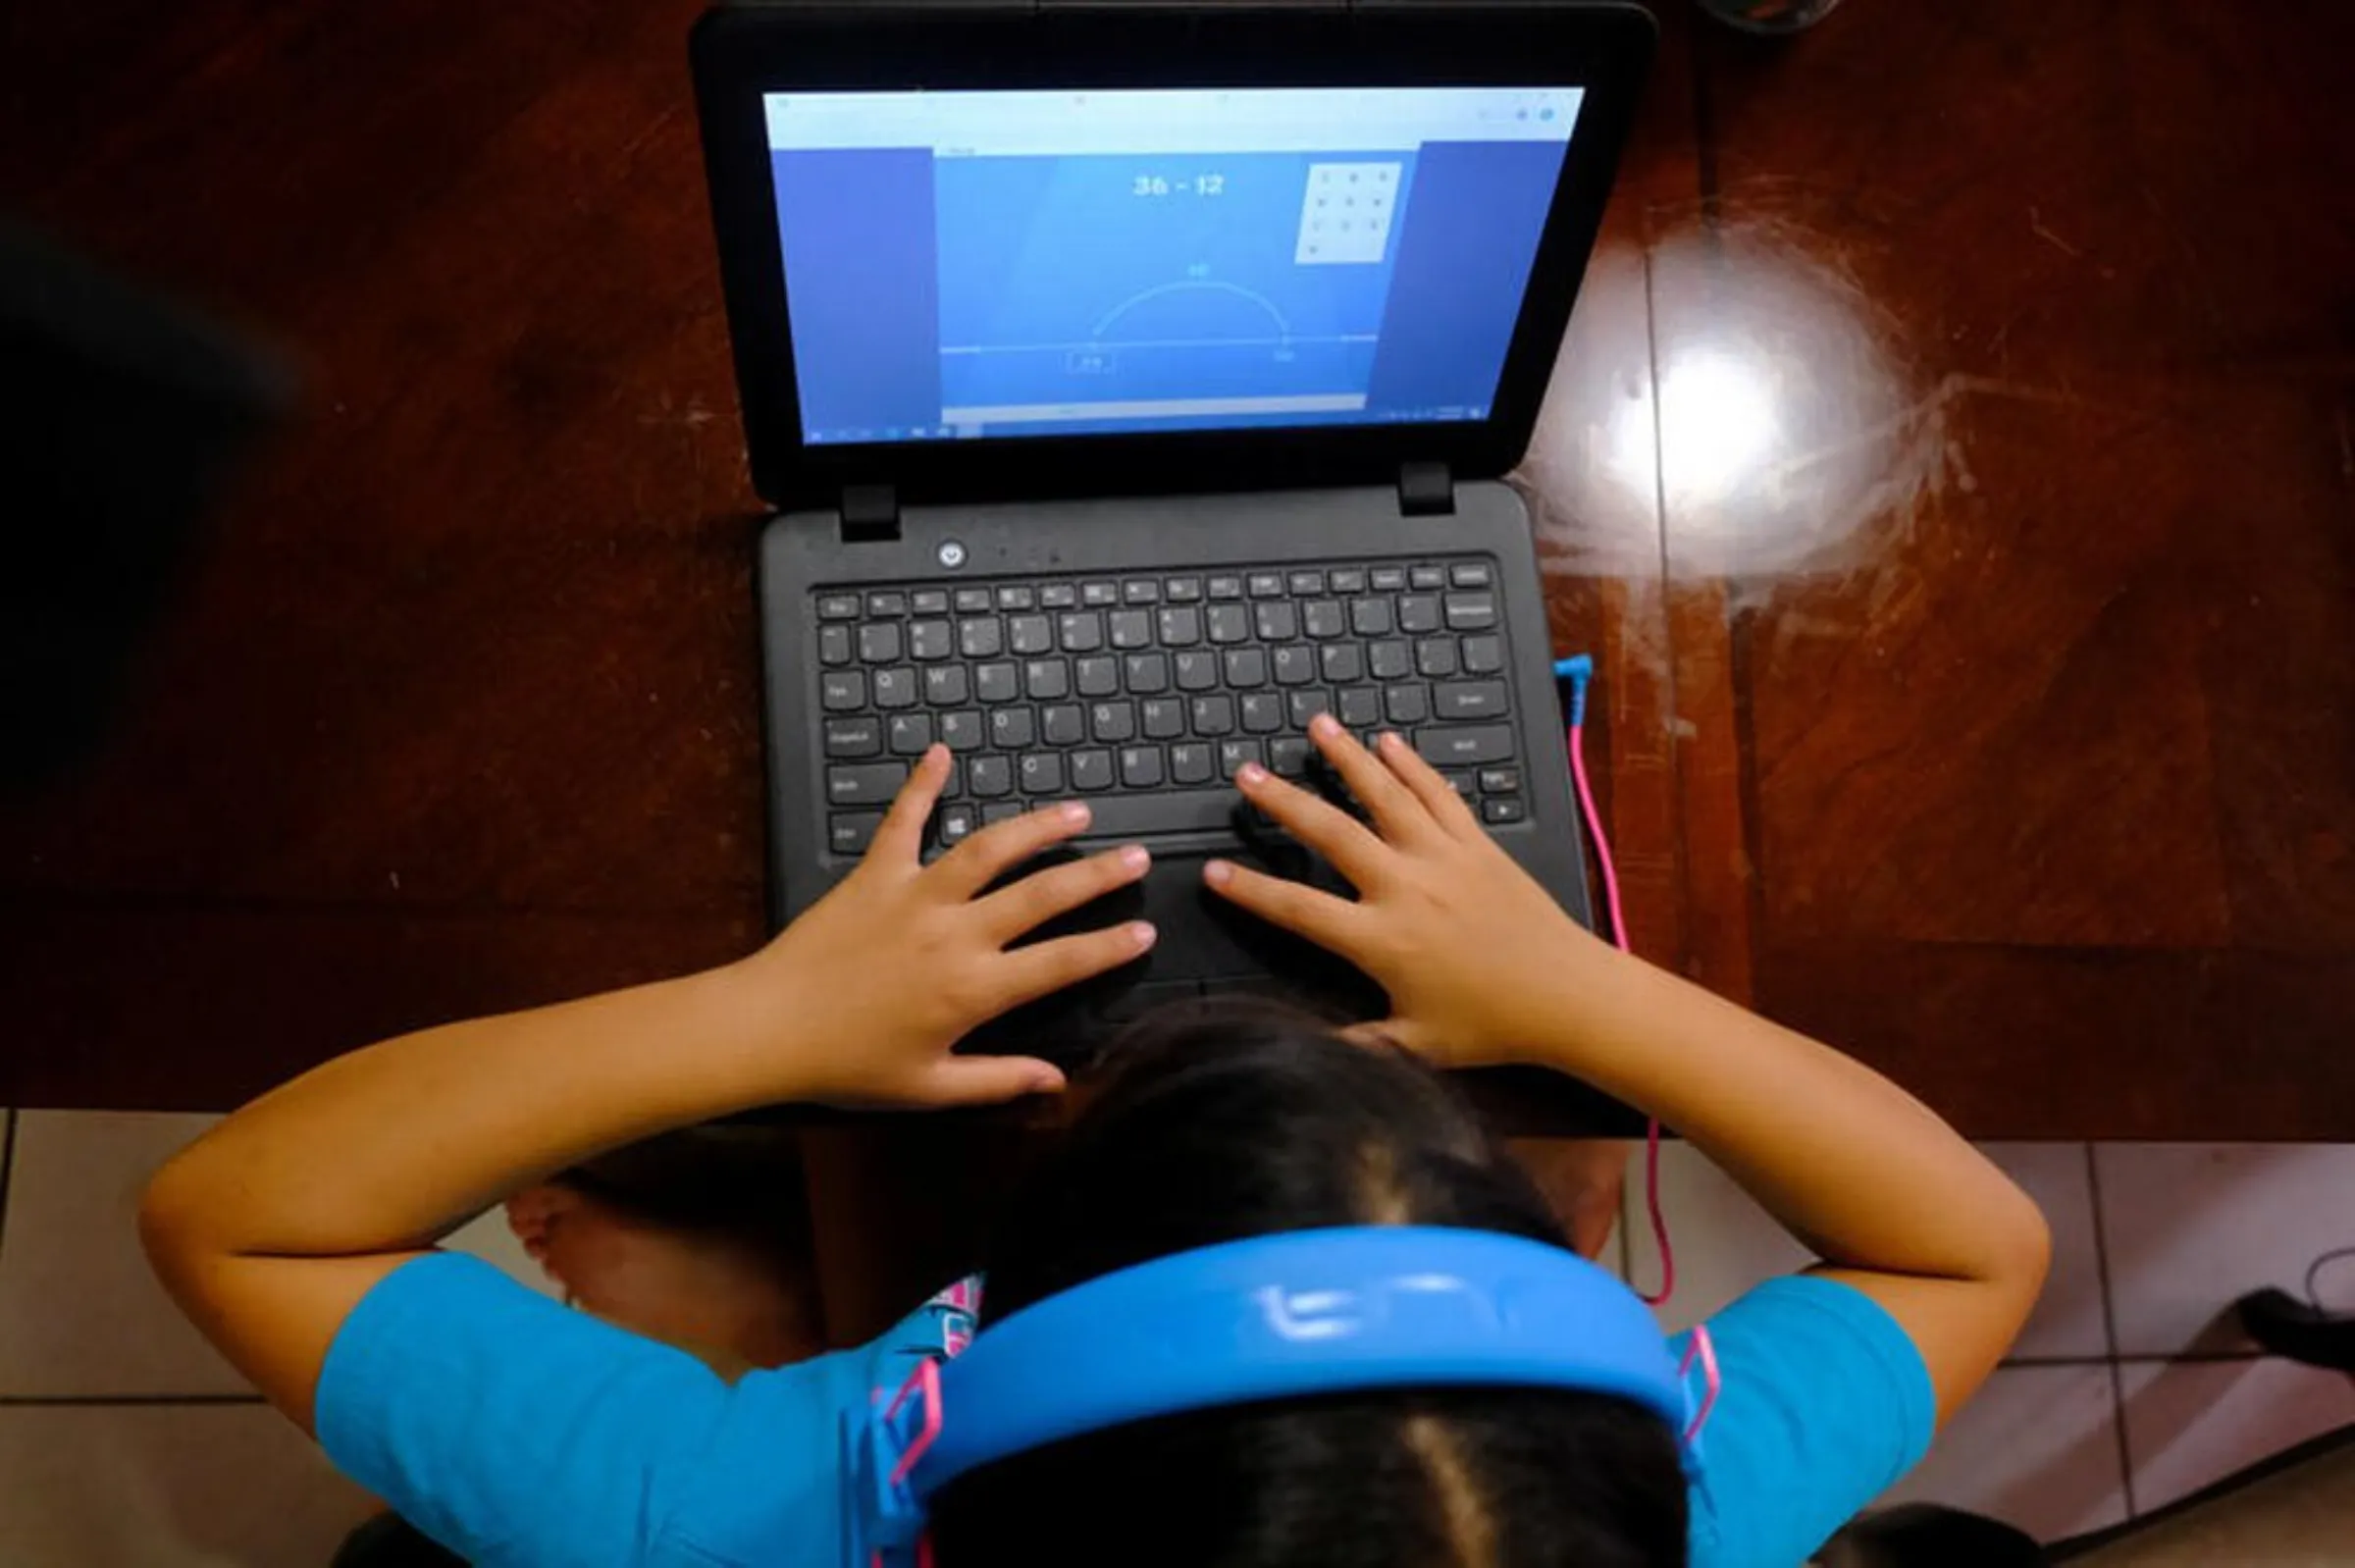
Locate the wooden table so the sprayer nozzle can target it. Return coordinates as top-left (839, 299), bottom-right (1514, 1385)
top-left (4, 2), bottom-right (2350, 1140)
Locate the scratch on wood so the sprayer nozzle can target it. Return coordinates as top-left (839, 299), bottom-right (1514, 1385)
top-left (2027, 206), bottom-right (2084, 260)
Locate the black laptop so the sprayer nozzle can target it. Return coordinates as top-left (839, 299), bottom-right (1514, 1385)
top-left (693, 2), bottom-right (1653, 1052)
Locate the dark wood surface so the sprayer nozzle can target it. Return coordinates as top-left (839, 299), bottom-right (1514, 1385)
top-left (3, 2), bottom-right (2350, 1138)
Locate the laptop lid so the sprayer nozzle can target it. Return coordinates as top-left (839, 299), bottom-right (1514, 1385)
top-left (693, 3), bottom-right (1654, 511)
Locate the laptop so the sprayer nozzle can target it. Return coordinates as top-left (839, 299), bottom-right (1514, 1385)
top-left (693, 2), bottom-right (1654, 1054)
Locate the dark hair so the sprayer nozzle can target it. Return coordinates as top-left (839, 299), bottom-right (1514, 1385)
top-left (927, 1001), bottom-right (1688, 1568)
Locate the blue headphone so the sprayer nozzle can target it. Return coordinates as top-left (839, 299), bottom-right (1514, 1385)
top-left (843, 1226), bottom-right (1701, 1567)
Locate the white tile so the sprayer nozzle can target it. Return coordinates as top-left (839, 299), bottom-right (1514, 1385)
top-left (442, 1203), bottom-right (562, 1298)
top-left (2119, 1356), bottom-right (2355, 1516)
top-left (0, 1112), bottom-right (250, 1397)
top-left (0, 1402), bottom-right (377, 1568)
top-left (2096, 1143), bottom-right (2355, 1356)
top-left (1982, 1142), bottom-right (2110, 1360)
top-left (1622, 1140), bottom-right (1815, 1335)
top-left (1877, 1364), bottom-right (2131, 1542)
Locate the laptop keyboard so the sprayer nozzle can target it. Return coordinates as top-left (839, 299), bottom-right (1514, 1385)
top-left (812, 557), bottom-right (1529, 856)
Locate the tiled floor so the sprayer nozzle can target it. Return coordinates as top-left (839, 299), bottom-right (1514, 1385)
top-left (0, 1110), bottom-right (2348, 1561)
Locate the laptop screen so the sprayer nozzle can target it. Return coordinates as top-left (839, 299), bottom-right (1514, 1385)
top-left (762, 87), bottom-right (1583, 446)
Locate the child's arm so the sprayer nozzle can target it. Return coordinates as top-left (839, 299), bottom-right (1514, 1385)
top-left (1204, 717), bottom-right (2048, 1423)
top-left (141, 747), bottom-right (1153, 1432)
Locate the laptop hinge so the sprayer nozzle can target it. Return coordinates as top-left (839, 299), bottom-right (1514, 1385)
top-left (839, 484), bottom-right (901, 543)
top-left (1397, 460), bottom-right (1455, 518)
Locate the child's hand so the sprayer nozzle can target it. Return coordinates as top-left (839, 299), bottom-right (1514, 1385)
top-left (745, 746), bottom-right (1154, 1108)
top-left (1202, 714), bottom-right (1604, 1069)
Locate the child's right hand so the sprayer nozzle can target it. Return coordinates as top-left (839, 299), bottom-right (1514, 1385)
top-left (1202, 714), bottom-right (1608, 1069)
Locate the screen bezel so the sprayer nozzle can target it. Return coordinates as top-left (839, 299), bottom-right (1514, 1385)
top-left (691, 3), bottom-right (1655, 511)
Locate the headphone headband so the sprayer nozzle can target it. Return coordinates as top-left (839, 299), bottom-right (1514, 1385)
top-left (845, 1226), bottom-right (1693, 1566)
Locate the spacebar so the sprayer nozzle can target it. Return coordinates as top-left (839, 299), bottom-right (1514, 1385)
top-left (1078, 790), bottom-right (1236, 839)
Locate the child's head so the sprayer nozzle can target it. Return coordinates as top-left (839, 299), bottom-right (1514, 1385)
top-left (927, 1002), bottom-right (1688, 1568)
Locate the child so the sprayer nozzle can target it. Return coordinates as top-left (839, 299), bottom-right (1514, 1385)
top-left (143, 717), bottom-right (2049, 1567)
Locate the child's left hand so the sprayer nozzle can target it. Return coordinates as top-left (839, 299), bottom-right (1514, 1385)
top-left (738, 745), bottom-right (1155, 1109)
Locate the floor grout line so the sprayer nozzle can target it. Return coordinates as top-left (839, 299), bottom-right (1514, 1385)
top-left (2003, 1350), bottom-right (2274, 1368)
top-left (0, 1393), bottom-right (266, 1407)
top-left (2083, 1141), bottom-right (2141, 1517)
top-left (0, 1108), bottom-right (16, 1269)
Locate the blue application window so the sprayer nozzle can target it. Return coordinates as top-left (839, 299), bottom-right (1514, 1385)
top-left (764, 87), bottom-right (1582, 444)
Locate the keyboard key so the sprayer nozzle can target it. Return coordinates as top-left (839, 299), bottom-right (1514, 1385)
top-left (888, 713), bottom-right (934, 755)
top-left (913, 589), bottom-right (950, 615)
top-left (1370, 566), bottom-right (1406, 592)
top-left (909, 620), bottom-right (953, 661)
top-left (1321, 644), bottom-right (1365, 684)
top-left (969, 757), bottom-right (1014, 799)
top-left (1287, 689), bottom-right (1331, 728)
top-left (1386, 684), bottom-right (1430, 725)
top-left (1337, 687), bottom-right (1383, 728)
top-left (1451, 561), bottom-right (1495, 588)
top-left (1090, 701), bottom-right (1136, 743)
top-left (1224, 648), bottom-right (1269, 687)
top-left (1240, 692), bottom-right (1283, 733)
top-left (1190, 694), bottom-right (1236, 736)
top-left (824, 717), bottom-right (881, 758)
top-left (960, 618), bottom-right (1004, 658)
top-left (1165, 576), bottom-right (1203, 601)
top-left (1071, 749), bottom-right (1115, 792)
top-left (873, 668), bottom-right (917, 708)
top-left (982, 803), bottom-right (1025, 826)
top-left (1121, 746), bottom-right (1166, 789)
top-left (989, 708), bottom-right (1035, 749)
top-left (1058, 611), bottom-right (1104, 653)
top-left (1019, 753), bottom-right (1066, 796)
top-left (821, 670), bottom-right (865, 711)
top-left (1397, 596), bottom-right (1441, 635)
top-left (1331, 567), bottom-right (1367, 594)
top-left (866, 591), bottom-right (908, 617)
top-left (1271, 646), bottom-right (1316, 686)
top-left (939, 758), bottom-right (965, 799)
top-left (939, 710), bottom-right (984, 752)
top-left (1443, 593), bottom-right (1498, 630)
top-left (1118, 579), bottom-right (1155, 605)
top-left (818, 594), bottom-right (861, 620)
top-left (1174, 650), bottom-right (1219, 691)
top-left (1410, 564), bottom-right (1445, 590)
top-left (1462, 636), bottom-right (1504, 674)
top-left (955, 587), bottom-right (992, 613)
top-left (1171, 742), bottom-right (1214, 785)
top-left (997, 585), bottom-right (1036, 610)
top-left (1206, 603), bottom-right (1251, 644)
top-left (1416, 726), bottom-right (1514, 766)
top-left (1109, 609), bottom-right (1153, 650)
top-left (1479, 767), bottom-right (1522, 794)
top-left (1218, 739), bottom-right (1263, 779)
top-left (1024, 658), bottom-right (1070, 701)
top-left (937, 804), bottom-right (976, 845)
top-left (1269, 736), bottom-right (1312, 777)
top-left (1350, 598), bottom-right (1394, 637)
top-left (1207, 574), bottom-right (1244, 600)
top-left (827, 762), bottom-right (907, 806)
top-left (1302, 601), bottom-right (1345, 639)
top-left (1041, 583), bottom-right (1078, 608)
top-left (1042, 705), bottom-right (1085, 745)
top-left (1416, 639), bottom-right (1459, 678)
top-left (859, 623), bottom-right (903, 663)
top-left (1081, 580), bottom-right (1119, 606)
top-left (1442, 770), bottom-right (1478, 801)
top-left (1482, 797), bottom-right (1527, 825)
top-left (819, 626), bottom-right (852, 666)
top-left (1369, 642), bottom-right (1412, 680)
top-left (924, 665), bottom-right (969, 706)
top-left (1254, 601), bottom-right (1299, 641)
top-left (1081, 790), bottom-right (1235, 838)
top-left (1124, 653), bottom-right (1170, 694)
top-left (1008, 615), bottom-right (1053, 655)
top-left (974, 663), bottom-right (1019, 704)
top-left (1246, 571), bottom-right (1284, 598)
top-left (1141, 698), bottom-right (1185, 740)
top-left (1287, 569), bottom-right (1326, 596)
top-left (1435, 680), bottom-right (1509, 721)
top-left (1076, 656), bottom-right (1120, 698)
top-left (1157, 605), bottom-right (1202, 647)
top-left (829, 811), bottom-right (883, 855)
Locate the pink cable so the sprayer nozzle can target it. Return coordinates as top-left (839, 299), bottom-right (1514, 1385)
top-left (1568, 709), bottom-right (1720, 1439)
